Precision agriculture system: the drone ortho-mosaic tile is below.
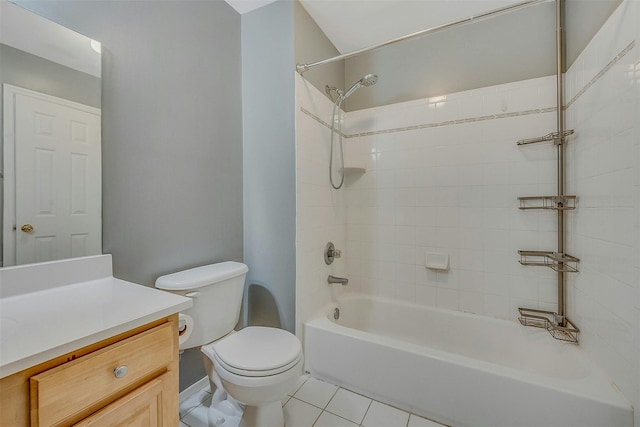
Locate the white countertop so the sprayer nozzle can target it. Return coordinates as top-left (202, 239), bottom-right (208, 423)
top-left (0, 255), bottom-right (192, 378)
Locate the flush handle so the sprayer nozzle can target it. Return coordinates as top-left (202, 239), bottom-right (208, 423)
top-left (21, 224), bottom-right (34, 233)
top-left (113, 365), bottom-right (128, 379)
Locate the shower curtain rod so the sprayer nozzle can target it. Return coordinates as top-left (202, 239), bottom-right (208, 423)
top-left (296, 0), bottom-right (549, 74)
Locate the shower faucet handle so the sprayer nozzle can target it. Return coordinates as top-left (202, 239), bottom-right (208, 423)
top-left (324, 242), bottom-right (342, 265)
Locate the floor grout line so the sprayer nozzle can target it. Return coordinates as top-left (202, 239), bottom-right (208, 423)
top-left (360, 398), bottom-right (374, 427)
top-left (181, 375), bottom-right (448, 427)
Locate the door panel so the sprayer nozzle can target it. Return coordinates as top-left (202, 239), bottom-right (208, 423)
top-left (7, 87), bottom-right (101, 265)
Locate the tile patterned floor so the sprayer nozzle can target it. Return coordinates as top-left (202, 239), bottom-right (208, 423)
top-left (179, 375), bottom-right (447, 427)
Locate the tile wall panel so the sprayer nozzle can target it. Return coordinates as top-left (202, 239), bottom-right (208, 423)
top-left (341, 76), bottom-right (560, 320)
top-left (566, 1), bottom-right (639, 423)
top-left (295, 74), bottom-right (349, 338)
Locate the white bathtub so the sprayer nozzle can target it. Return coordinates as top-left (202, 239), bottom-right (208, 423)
top-left (304, 294), bottom-right (633, 427)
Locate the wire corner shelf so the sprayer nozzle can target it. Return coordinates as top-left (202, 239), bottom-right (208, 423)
top-left (516, 129), bottom-right (575, 146)
top-left (518, 195), bottom-right (577, 210)
top-left (518, 307), bottom-right (580, 343)
top-left (518, 250), bottom-right (580, 272)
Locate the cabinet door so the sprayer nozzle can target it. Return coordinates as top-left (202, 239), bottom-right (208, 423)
top-left (72, 374), bottom-right (171, 427)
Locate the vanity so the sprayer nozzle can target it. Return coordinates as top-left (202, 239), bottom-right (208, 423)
top-left (0, 255), bottom-right (192, 426)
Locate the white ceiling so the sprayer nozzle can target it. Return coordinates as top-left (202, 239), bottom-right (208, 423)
top-left (229, 0), bottom-right (620, 67)
top-left (297, 0), bottom-right (526, 54)
top-left (227, 0), bottom-right (549, 54)
top-left (225, 0), bottom-right (278, 14)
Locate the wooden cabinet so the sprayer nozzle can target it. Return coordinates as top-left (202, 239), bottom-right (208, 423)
top-left (0, 315), bottom-right (179, 427)
top-left (72, 374), bottom-right (169, 427)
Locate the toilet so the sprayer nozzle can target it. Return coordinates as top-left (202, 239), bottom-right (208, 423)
top-left (155, 262), bottom-right (303, 427)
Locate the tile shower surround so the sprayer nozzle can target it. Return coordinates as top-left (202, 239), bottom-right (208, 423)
top-left (296, 1), bottom-right (638, 421)
top-left (299, 73), bottom-right (562, 321)
top-left (565, 0), bottom-right (639, 423)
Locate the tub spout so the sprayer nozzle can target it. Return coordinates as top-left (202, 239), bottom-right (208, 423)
top-left (328, 275), bottom-right (348, 286)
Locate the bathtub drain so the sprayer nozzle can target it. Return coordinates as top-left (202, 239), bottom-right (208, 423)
top-left (333, 307), bottom-right (340, 320)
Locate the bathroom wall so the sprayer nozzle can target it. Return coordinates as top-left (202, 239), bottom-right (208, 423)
top-left (343, 1), bottom-right (621, 112)
top-left (294, 0), bottom-right (344, 103)
top-left (242, 0), bottom-right (297, 334)
top-left (14, 0), bottom-right (244, 392)
top-left (294, 71), bottom-right (563, 328)
top-left (338, 76), bottom-right (559, 320)
top-left (295, 73), bottom-right (348, 337)
top-left (565, 0), bottom-right (639, 421)
top-left (343, 1), bottom-right (556, 112)
top-left (0, 44), bottom-right (100, 108)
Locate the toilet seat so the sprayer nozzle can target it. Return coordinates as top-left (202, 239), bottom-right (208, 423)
top-left (204, 326), bottom-right (302, 378)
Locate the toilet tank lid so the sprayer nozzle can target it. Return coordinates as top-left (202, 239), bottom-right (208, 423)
top-left (155, 262), bottom-right (248, 291)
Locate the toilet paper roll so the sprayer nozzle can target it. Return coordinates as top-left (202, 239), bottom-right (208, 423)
top-left (178, 313), bottom-right (194, 348)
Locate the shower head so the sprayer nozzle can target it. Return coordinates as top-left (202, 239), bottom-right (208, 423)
top-left (360, 74), bottom-right (378, 86)
top-left (342, 73), bottom-right (378, 100)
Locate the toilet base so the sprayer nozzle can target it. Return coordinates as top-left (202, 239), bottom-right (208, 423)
top-left (240, 401), bottom-right (284, 427)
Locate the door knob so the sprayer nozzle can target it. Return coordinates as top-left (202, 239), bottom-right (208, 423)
top-left (20, 224), bottom-right (34, 233)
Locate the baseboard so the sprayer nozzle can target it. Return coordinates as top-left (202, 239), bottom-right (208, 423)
top-left (179, 376), bottom-right (209, 403)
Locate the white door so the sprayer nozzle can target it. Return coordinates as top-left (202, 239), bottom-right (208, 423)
top-left (3, 85), bottom-right (101, 265)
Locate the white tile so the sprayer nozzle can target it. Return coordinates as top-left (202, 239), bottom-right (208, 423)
top-left (181, 400), bottom-right (211, 427)
top-left (459, 290), bottom-right (483, 314)
top-left (408, 414), bottom-right (447, 427)
top-left (362, 401), bottom-right (410, 427)
top-left (289, 374), bottom-right (310, 396)
top-left (313, 411), bottom-right (360, 427)
top-left (294, 377), bottom-right (339, 408)
top-left (179, 388), bottom-right (211, 419)
top-left (284, 398), bottom-right (322, 427)
top-left (436, 287), bottom-right (459, 310)
top-left (325, 388), bottom-right (372, 424)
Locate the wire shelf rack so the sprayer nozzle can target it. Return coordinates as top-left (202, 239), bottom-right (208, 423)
top-left (518, 195), bottom-right (577, 210)
top-left (516, 129), bottom-right (575, 146)
top-left (518, 307), bottom-right (579, 343)
top-left (518, 250), bottom-right (580, 272)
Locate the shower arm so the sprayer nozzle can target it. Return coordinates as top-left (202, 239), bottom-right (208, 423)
top-left (296, 0), bottom-right (549, 74)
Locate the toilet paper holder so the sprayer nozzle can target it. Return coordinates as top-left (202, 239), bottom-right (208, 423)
top-left (178, 320), bottom-right (188, 336)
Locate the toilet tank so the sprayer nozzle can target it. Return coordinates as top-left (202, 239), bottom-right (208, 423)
top-left (155, 262), bottom-right (248, 350)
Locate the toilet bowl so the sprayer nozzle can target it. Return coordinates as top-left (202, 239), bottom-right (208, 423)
top-left (201, 326), bottom-right (303, 427)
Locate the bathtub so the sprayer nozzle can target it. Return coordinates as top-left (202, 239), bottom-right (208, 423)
top-left (304, 294), bottom-right (633, 427)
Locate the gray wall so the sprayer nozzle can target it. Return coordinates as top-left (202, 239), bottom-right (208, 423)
top-left (15, 0), bottom-right (243, 391)
top-left (0, 44), bottom-right (100, 108)
top-left (0, 43), bottom-right (101, 264)
top-left (242, 1), bottom-right (296, 334)
top-left (294, 0), bottom-right (344, 103)
top-left (342, 0), bottom-right (621, 111)
top-left (344, 1), bottom-right (557, 111)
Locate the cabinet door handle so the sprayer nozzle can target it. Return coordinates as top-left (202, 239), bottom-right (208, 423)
top-left (113, 365), bottom-right (128, 378)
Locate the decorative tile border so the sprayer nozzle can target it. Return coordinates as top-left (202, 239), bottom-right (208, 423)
top-left (299, 39), bottom-right (636, 138)
top-left (345, 108), bottom-right (556, 138)
top-left (565, 40), bottom-right (636, 109)
top-left (299, 107), bottom-right (348, 138)
top-left (301, 104), bottom-right (557, 138)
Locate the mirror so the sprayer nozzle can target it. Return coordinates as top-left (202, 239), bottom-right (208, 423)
top-left (1, 0), bottom-right (102, 266)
